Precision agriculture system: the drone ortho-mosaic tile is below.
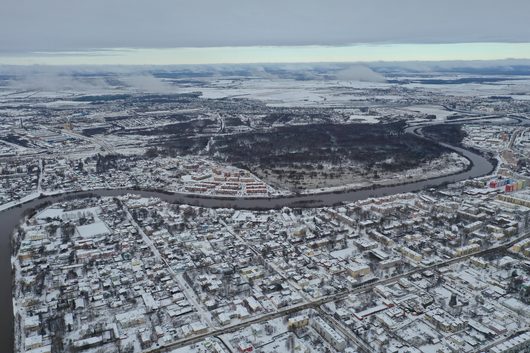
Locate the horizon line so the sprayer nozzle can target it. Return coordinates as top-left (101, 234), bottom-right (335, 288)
top-left (2, 42), bottom-right (530, 66)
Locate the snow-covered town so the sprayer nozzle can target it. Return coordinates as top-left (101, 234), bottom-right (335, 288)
top-left (1, 61), bottom-right (530, 353)
top-left (11, 176), bottom-right (530, 352)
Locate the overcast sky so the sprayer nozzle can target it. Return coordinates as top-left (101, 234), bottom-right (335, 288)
top-left (1, 0), bottom-right (530, 64)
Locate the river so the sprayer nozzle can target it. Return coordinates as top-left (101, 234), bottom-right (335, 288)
top-left (0, 128), bottom-right (495, 353)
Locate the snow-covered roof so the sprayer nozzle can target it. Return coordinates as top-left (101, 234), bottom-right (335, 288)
top-left (36, 208), bottom-right (64, 220)
top-left (76, 221), bottom-right (111, 238)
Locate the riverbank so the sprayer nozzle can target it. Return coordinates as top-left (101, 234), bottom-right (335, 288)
top-left (0, 124), bottom-right (496, 353)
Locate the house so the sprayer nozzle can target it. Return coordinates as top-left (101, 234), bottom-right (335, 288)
top-left (238, 341), bottom-right (254, 353)
top-left (288, 315), bottom-right (309, 330)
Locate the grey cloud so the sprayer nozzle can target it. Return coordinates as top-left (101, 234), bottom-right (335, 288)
top-left (1, 0), bottom-right (530, 52)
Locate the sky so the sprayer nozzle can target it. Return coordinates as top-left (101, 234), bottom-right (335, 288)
top-left (1, 0), bottom-right (530, 65)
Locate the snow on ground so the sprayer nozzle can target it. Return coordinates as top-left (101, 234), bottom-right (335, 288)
top-left (511, 94), bottom-right (530, 100)
top-left (168, 338), bottom-right (228, 353)
top-left (296, 152), bottom-right (470, 195)
top-left (35, 207), bottom-right (64, 220)
top-left (399, 105), bottom-right (457, 122)
top-left (34, 100), bottom-right (92, 108)
top-left (347, 114), bottom-right (381, 123)
top-left (172, 78), bottom-right (401, 107)
top-left (404, 79), bottom-right (530, 97)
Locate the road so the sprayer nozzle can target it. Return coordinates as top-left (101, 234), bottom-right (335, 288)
top-left (60, 128), bottom-right (116, 154)
top-left (0, 117), bottom-right (497, 213)
top-left (140, 231), bottom-right (529, 353)
top-left (216, 113), bottom-right (225, 134)
top-left (500, 127), bottom-right (524, 167)
top-left (472, 327), bottom-right (530, 353)
top-left (37, 159), bottom-right (43, 193)
top-left (123, 204), bottom-right (214, 328)
top-left (219, 219), bottom-right (313, 302)
top-left (316, 306), bottom-right (376, 353)
top-left (0, 115), bottom-right (522, 353)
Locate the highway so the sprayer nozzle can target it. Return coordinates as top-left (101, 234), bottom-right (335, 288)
top-left (60, 128), bottom-right (116, 154)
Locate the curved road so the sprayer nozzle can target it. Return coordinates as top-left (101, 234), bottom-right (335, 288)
top-left (0, 123), bottom-right (495, 353)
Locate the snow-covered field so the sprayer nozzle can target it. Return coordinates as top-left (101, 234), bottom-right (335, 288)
top-left (398, 104), bottom-right (457, 122)
top-left (171, 78), bottom-right (403, 107)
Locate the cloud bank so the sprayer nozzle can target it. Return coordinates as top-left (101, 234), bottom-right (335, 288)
top-left (1, 0), bottom-right (530, 52)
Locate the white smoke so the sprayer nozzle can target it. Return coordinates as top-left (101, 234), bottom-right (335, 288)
top-left (6, 72), bottom-right (110, 92)
top-left (0, 66), bottom-right (173, 93)
top-left (335, 65), bottom-right (386, 82)
top-left (118, 74), bottom-right (172, 93)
